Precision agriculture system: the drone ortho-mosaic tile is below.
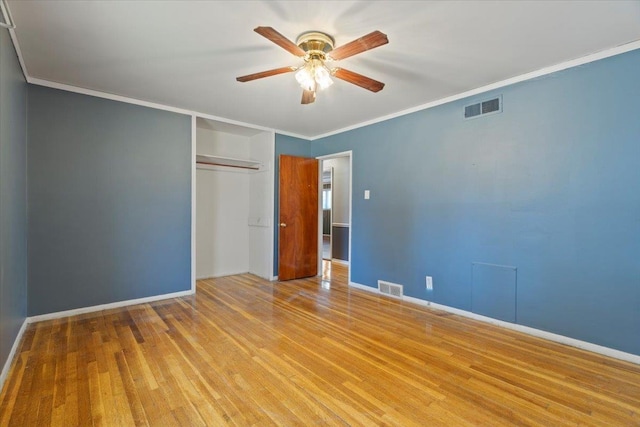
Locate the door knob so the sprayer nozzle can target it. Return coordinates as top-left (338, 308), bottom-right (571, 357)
top-left (280, 223), bottom-right (287, 227)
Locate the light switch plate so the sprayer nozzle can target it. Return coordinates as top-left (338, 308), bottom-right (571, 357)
top-left (364, 190), bottom-right (370, 200)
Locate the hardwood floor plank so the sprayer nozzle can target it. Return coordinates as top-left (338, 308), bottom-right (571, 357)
top-left (0, 352), bottom-right (26, 426)
top-left (62, 351), bottom-right (79, 427)
top-left (1, 262), bottom-right (639, 425)
top-left (114, 349), bottom-right (148, 426)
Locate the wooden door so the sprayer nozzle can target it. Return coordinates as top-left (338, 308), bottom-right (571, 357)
top-left (278, 155), bottom-right (319, 280)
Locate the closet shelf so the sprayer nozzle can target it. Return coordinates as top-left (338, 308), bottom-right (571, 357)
top-left (196, 154), bottom-right (262, 171)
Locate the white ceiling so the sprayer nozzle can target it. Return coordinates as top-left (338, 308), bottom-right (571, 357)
top-left (6, 1), bottom-right (640, 139)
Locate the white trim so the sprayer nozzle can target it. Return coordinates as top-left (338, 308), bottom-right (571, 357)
top-left (315, 150), bottom-right (351, 160)
top-left (0, 318), bottom-right (28, 392)
top-left (195, 111), bottom-right (274, 135)
top-left (3, 11), bottom-right (27, 79)
top-left (0, 0), bottom-right (15, 29)
top-left (26, 76), bottom-right (317, 148)
top-left (349, 281), bottom-right (376, 293)
top-left (1, 289), bottom-right (195, 390)
top-left (191, 115), bottom-right (197, 293)
top-left (27, 289), bottom-right (194, 323)
top-left (328, 167), bottom-right (334, 260)
top-left (25, 79), bottom-right (312, 142)
top-left (310, 40), bottom-right (640, 141)
top-left (196, 270), bottom-right (250, 281)
top-left (331, 258), bottom-right (349, 266)
top-left (349, 281), bottom-right (640, 365)
top-left (15, 41), bottom-right (640, 141)
top-left (347, 153), bottom-right (352, 286)
top-left (267, 131), bottom-right (276, 282)
top-left (28, 78), bottom-right (194, 116)
top-left (272, 128), bottom-right (315, 141)
top-left (332, 223), bottom-right (349, 228)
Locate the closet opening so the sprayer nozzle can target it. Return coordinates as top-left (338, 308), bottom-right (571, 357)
top-left (193, 117), bottom-right (274, 282)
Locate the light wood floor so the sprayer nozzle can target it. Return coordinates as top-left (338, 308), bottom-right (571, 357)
top-left (1, 262), bottom-right (639, 426)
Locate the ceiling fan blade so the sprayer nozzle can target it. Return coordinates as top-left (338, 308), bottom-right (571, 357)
top-left (236, 66), bottom-right (296, 82)
top-left (301, 89), bottom-right (316, 104)
top-left (254, 26), bottom-right (306, 57)
top-left (328, 31), bottom-right (389, 61)
top-left (333, 68), bottom-right (385, 92)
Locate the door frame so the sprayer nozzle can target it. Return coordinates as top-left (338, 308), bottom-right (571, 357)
top-left (316, 151), bottom-right (352, 284)
top-left (321, 166), bottom-right (334, 261)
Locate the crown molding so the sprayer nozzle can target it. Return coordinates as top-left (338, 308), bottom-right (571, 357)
top-left (309, 39), bottom-right (640, 141)
top-left (6, 8), bottom-right (640, 142)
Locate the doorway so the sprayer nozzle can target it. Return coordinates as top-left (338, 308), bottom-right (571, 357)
top-left (317, 151), bottom-right (352, 283)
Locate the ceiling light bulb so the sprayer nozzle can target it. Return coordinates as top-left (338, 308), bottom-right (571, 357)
top-left (295, 67), bottom-right (315, 91)
top-left (314, 66), bottom-right (333, 90)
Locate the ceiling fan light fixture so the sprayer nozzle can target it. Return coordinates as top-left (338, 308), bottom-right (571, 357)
top-left (295, 66), bottom-right (315, 91)
top-left (295, 59), bottom-right (333, 92)
top-left (315, 64), bottom-right (333, 90)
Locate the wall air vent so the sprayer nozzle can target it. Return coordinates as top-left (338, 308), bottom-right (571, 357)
top-left (464, 95), bottom-right (502, 119)
top-left (378, 280), bottom-right (403, 299)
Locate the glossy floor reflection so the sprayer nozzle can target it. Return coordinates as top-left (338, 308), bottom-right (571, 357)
top-left (2, 262), bottom-right (639, 426)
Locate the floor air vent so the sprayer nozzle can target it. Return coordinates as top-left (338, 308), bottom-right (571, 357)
top-left (464, 95), bottom-right (502, 119)
top-left (378, 280), bottom-right (403, 299)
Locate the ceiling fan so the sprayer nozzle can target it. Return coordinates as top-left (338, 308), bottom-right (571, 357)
top-left (236, 27), bottom-right (389, 104)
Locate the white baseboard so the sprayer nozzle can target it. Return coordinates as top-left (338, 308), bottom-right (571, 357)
top-left (0, 318), bottom-right (28, 393)
top-left (349, 281), bottom-right (640, 365)
top-left (1, 288), bottom-right (194, 394)
top-left (196, 270), bottom-right (249, 280)
top-left (331, 258), bottom-right (350, 266)
top-left (348, 281), bottom-right (376, 292)
top-left (28, 289), bottom-right (195, 323)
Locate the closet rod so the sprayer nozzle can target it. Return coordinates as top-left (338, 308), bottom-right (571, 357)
top-left (196, 162), bottom-right (260, 171)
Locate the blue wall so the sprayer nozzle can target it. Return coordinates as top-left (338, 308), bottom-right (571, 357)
top-left (311, 49), bottom-right (640, 355)
top-left (0, 29), bottom-right (27, 375)
top-left (273, 134), bottom-right (311, 276)
top-left (27, 86), bottom-right (192, 315)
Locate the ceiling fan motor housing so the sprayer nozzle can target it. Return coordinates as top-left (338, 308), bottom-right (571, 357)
top-left (296, 31), bottom-right (334, 60)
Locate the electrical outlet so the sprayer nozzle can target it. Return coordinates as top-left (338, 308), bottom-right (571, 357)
top-left (425, 276), bottom-right (433, 291)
